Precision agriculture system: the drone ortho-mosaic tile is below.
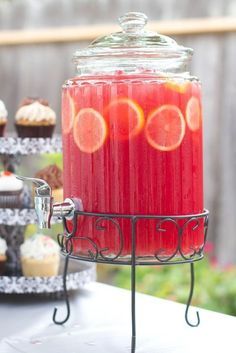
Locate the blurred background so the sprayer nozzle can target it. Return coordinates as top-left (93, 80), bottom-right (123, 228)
top-left (0, 0), bottom-right (236, 315)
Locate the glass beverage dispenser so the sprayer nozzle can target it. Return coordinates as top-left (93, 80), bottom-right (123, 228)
top-left (22, 12), bottom-right (204, 261)
top-left (61, 12), bottom-right (203, 260)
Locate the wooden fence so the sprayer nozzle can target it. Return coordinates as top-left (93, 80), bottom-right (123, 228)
top-left (0, 0), bottom-right (236, 264)
top-left (0, 17), bottom-right (236, 45)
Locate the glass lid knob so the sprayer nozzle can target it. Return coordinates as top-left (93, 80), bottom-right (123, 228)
top-left (118, 12), bottom-right (148, 34)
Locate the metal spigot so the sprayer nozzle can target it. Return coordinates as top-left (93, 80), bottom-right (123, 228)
top-left (16, 176), bottom-right (83, 229)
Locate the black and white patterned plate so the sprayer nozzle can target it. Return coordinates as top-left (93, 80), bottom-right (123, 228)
top-left (0, 135), bottom-right (62, 155)
top-left (0, 259), bottom-right (96, 294)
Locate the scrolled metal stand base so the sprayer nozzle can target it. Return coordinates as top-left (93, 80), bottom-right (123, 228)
top-left (54, 209), bottom-right (209, 353)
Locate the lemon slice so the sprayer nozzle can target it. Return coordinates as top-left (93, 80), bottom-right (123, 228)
top-left (165, 80), bottom-right (190, 94)
top-left (73, 108), bottom-right (107, 153)
top-left (186, 96), bottom-right (202, 131)
top-left (105, 98), bottom-right (144, 140)
top-left (145, 105), bottom-right (186, 151)
top-left (62, 90), bottom-right (76, 134)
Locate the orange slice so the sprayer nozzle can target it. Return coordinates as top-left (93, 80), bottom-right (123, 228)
top-left (186, 96), bottom-right (202, 131)
top-left (145, 105), bottom-right (186, 151)
top-left (73, 108), bottom-right (107, 153)
top-left (62, 90), bottom-right (76, 134)
top-left (105, 98), bottom-right (144, 140)
top-left (165, 80), bottom-right (190, 94)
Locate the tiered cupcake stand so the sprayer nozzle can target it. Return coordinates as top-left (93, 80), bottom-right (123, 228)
top-left (0, 136), bottom-right (95, 294)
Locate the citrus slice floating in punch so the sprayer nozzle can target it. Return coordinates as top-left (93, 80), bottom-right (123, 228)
top-left (62, 91), bottom-right (76, 134)
top-left (73, 108), bottom-right (107, 153)
top-left (145, 105), bottom-right (186, 151)
top-left (165, 80), bottom-right (190, 94)
top-left (105, 98), bottom-right (144, 140)
top-left (186, 96), bottom-right (202, 131)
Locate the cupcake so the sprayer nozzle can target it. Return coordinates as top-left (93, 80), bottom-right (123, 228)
top-left (0, 237), bottom-right (7, 275)
top-left (0, 171), bottom-right (31, 208)
top-left (15, 97), bottom-right (56, 138)
top-left (20, 234), bottom-right (60, 277)
top-left (35, 164), bottom-right (63, 203)
top-left (0, 100), bottom-right (7, 137)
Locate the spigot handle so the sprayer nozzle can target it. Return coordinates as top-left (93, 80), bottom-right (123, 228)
top-left (16, 176), bottom-right (51, 197)
top-left (16, 175), bottom-right (82, 230)
top-left (16, 175), bottom-right (53, 228)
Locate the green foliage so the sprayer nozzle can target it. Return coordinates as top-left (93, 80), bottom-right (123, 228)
top-left (40, 153), bottom-right (63, 169)
top-left (112, 258), bottom-right (236, 316)
top-left (24, 223), bottom-right (62, 241)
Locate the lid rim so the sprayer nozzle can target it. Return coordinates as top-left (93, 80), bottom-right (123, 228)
top-left (73, 46), bottom-right (193, 59)
top-left (73, 47), bottom-right (193, 62)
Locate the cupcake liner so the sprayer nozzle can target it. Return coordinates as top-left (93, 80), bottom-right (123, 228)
top-left (0, 255), bottom-right (6, 275)
top-left (0, 123), bottom-right (6, 137)
top-left (15, 124), bottom-right (55, 138)
top-left (21, 254), bottom-right (60, 277)
top-left (0, 192), bottom-right (21, 208)
top-left (0, 185), bottom-right (31, 209)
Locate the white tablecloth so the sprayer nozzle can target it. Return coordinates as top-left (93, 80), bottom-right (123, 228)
top-left (0, 282), bottom-right (235, 353)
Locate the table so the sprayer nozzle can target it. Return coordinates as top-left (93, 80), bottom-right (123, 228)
top-left (0, 282), bottom-right (235, 353)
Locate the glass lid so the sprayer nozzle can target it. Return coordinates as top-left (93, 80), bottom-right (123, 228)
top-left (73, 12), bottom-right (193, 61)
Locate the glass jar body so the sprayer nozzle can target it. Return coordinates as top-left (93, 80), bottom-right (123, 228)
top-left (62, 72), bottom-right (203, 259)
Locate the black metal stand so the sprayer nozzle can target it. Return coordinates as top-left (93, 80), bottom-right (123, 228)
top-left (54, 209), bottom-right (209, 352)
top-left (52, 254), bottom-right (71, 325)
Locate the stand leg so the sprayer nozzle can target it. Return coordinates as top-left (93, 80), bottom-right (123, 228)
top-left (53, 254), bottom-right (71, 325)
top-left (131, 260), bottom-right (136, 352)
top-left (185, 263), bottom-right (200, 327)
top-left (131, 218), bottom-right (136, 353)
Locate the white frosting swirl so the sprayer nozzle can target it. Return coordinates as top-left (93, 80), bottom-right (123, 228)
top-left (20, 234), bottom-right (59, 259)
top-left (0, 172), bottom-right (23, 192)
top-left (0, 100), bottom-right (8, 122)
top-left (15, 102), bottom-right (56, 124)
top-left (0, 237), bottom-right (7, 255)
